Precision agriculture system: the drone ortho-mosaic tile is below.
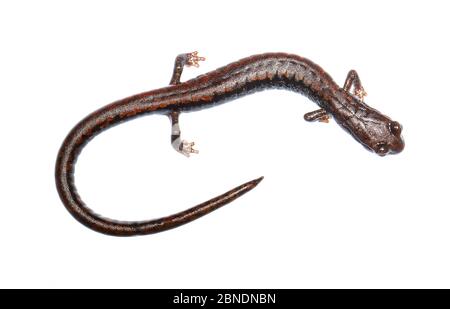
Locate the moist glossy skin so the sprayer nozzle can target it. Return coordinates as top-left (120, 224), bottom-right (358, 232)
top-left (55, 52), bottom-right (404, 236)
top-left (330, 94), bottom-right (404, 156)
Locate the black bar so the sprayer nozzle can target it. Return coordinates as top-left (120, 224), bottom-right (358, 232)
top-left (1, 289), bottom-right (448, 307)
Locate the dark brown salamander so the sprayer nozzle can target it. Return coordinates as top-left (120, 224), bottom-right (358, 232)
top-left (55, 52), bottom-right (404, 236)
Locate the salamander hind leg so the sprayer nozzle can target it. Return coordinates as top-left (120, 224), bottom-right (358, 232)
top-left (169, 51), bottom-right (206, 85)
top-left (343, 69), bottom-right (367, 101)
top-left (169, 110), bottom-right (199, 157)
top-left (304, 108), bottom-right (330, 123)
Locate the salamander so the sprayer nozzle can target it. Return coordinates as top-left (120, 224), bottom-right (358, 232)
top-left (55, 52), bottom-right (404, 236)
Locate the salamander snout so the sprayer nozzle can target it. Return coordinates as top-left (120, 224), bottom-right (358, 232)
top-left (373, 121), bottom-right (405, 156)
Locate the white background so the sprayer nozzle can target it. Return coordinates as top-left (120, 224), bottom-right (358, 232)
top-left (1, 1), bottom-right (449, 288)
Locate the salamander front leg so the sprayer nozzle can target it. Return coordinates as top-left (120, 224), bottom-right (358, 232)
top-left (169, 110), bottom-right (199, 157)
top-left (343, 69), bottom-right (367, 101)
top-left (304, 108), bottom-right (330, 123)
top-left (170, 51), bottom-right (205, 85)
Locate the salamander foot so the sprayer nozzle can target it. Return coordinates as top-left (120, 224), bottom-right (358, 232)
top-left (179, 140), bottom-right (199, 157)
top-left (186, 51), bottom-right (206, 68)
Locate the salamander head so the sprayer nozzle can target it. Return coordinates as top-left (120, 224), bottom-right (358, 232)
top-left (338, 97), bottom-right (404, 156)
top-left (347, 106), bottom-right (405, 156)
top-left (369, 119), bottom-right (404, 156)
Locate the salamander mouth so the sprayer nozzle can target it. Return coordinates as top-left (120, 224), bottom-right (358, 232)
top-left (373, 138), bottom-right (405, 156)
top-left (389, 137), bottom-right (405, 154)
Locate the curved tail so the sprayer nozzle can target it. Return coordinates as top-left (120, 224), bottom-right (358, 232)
top-left (55, 108), bottom-right (263, 236)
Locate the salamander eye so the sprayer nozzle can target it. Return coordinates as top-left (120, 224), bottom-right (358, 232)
top-left (374, 142), bottom-right (389, 156)
top-left (389, 121), bottom-right (402, 136)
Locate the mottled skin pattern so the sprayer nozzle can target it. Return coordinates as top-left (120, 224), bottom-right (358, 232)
top-left (55, 52), bottom-right (404, 236)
